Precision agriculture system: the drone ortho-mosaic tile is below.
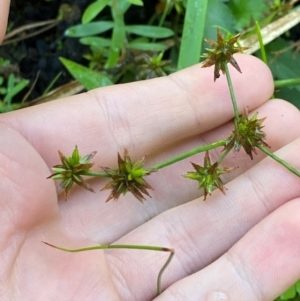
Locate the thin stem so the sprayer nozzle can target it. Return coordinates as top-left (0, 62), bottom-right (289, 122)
top-left (151, 140), bottom-right (227, 170)
top-left (81, 141), bottom-right (226, 177)
top-left (258, 145), bottom-right (300, 177)
top-left (255, 21), bottom-right (267, 65)
top-left (157, 251), bottom-right (174, 295)
top-left (216, 147), bottom-right (232, 166)
top-left (224, 63), bottom-right (239, 127)
top-left (274, 78), bottom-right (300, 88)
top-left (158, 0), bottom-right (170, 27)
top-left (81, 170), bottom-right (110, 178)
top-left (43, 242), bottom-right (174, 295)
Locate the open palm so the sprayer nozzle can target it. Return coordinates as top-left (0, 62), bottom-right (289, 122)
top-left (0, 53), bottom-right (300, 301)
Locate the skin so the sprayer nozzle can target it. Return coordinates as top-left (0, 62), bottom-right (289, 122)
top-left (1, 2), bottom-right (300, 301)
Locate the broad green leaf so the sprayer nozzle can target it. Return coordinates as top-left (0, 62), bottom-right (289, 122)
top-left (126, 0), bottom-right (143, 5)
top-left (275, 86), bottom-right (300, 110)
top-left (127, 41), bottom-right (168, 51)
top-left (82, 0), bottom-right (111, 24)
top-left (65, 21), bottom-right (114, 37)
top-left (266, 38), bottom-right (300, 92)
top-left (125, 25), bottom-right (174, 38)
top-left (203, 0), bottom-right (235, 42)
top-left (80, 37), bottom-right (111, 47)
top-left (264, 39), bottom-right (300, 110)
top-left (60, 57), bottom-right (113, 90)
top-left (228, 0), bottom-right (268, 31)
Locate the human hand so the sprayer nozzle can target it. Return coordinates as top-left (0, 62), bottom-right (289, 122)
top-left (1, 3), bottom-right (300, 300)
top-left (0, 54), bottom-right (299, 300)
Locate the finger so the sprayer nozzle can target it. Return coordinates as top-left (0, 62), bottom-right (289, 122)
top-left (155, 198), bottom-right (300, 301)
top-left (104, 136), bottom-right (300, 301)
top-left (0, 54), bottom-right (273, 168)
top-left (0, 123), bottom-right (57, 233)
top-left (0, 122), bottom-right (59, 286)
top-left (0, 0), bottom-right (10, 43)
top-left (56, 99), bottom-right (300, 243)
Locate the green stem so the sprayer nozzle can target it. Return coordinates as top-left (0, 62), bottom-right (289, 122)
top-left (157, 250), bottom-right (174, 295)
top-left (106, 0), bottom-right (126, 68)
top-left (216, 147), bottom-right (232, 165)
top-left (255, 21), bottom-right (267, 65)
top-left (43, 242), bottom-right (174, 295)
top-left (224, 63), bottom-right (239, 128)
top-left (258, 145), bottom-right (300, 177)
top-left (151, 140), bottom-right (227, 170)
top-left (81, 170), bottom-right (110, 178)
top-left (274, 78), bottom-right (300, 88)
top-left (158, 0), bottom-right (170, 27)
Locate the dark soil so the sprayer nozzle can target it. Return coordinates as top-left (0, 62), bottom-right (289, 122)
top-left (0, 0), bottom-right (158, 102)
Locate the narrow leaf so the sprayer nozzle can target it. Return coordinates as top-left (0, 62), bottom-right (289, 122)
top-left (177, 0), bottom-right (208, 70)
top-left (65, 21), bottom-right (114, 37)
top-left (80, 37), bottom-right (111, 48)
top-left (126, 25), bottom-right (174, 38)
top-left (82, 0), bottom-right (111, 24)
top-left (3, 80), bottom-right (29, 104)
top-left (127, 41), bottom-right (168, 51)
top-left (126, 0), bottom-right (143, 5)
top-left (59, 57), bottom-right (113, 90)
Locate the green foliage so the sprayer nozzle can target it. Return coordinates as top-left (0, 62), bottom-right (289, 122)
top-left (82, 0), bottom-right (111, 24)
top-left (267, 39), bottom-right (300, 90)
top-left (59, 57), bottom-right (113, 90)
top-left (126, 0), bottom-right (143, 5)
top-left (204, 0), bottom-right (234, 41)
top-left (4, 74), bottom-right (29, 104)
top-left (275, 280), bottom-right (300, 300)
top-left (0, 74), bottom-right (29, 113)
top-left (60, 0), bottom-right (300, 113)
top-left (262, 38), bottom-right (300, 109)
top-left (127, 39), bottom-right (169, 52)
top-left (125, 25), bottom-right (174, 38)
top-left (227, 0), bottom-right (268, 31)
top-left (177, 0), bottom-right (208, 70)
top-left (80, 37), bottom-right (111, 48)
top-left (65, 21), bottom-right (114, 37)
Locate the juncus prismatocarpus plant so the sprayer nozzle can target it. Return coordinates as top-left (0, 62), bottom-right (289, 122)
top-left (44, 29), bottom-right (300, 296)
